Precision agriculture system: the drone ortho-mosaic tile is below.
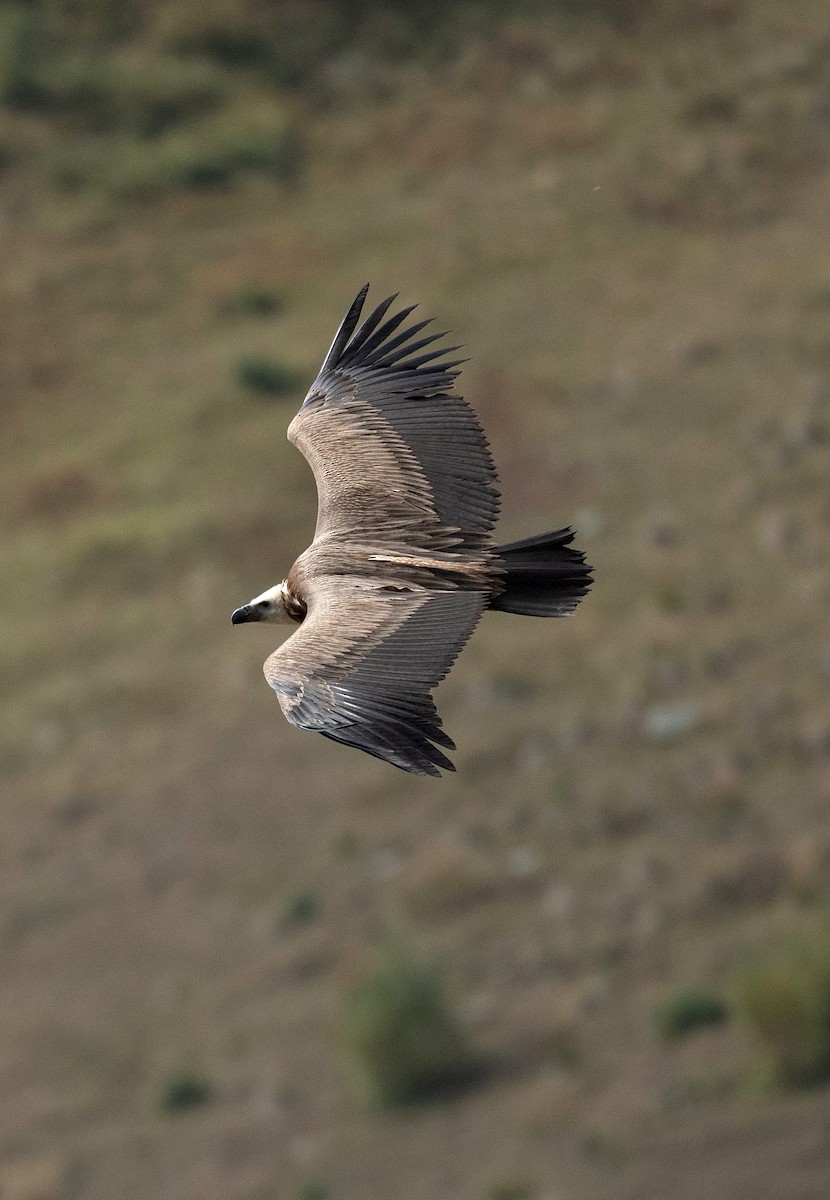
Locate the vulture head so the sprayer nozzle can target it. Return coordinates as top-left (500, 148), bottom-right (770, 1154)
top-left (231, 582), bottom-right (297, 625)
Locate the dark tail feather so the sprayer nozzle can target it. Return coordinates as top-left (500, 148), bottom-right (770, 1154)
top-left (490, 527), bottom-right (592, 617)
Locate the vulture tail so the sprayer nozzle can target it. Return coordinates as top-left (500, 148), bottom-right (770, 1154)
top-left (490, 527), bottom-right (592, 617)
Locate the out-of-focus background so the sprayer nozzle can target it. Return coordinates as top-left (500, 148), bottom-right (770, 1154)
top-left (3, 0), bottom-right (830, 1196)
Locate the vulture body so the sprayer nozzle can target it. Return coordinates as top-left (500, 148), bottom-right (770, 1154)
top-left (231, 285), bottom-right (592, 776)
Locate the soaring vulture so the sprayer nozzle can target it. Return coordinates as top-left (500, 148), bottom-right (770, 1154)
top-left (231, 285), bottom-right (592, 776)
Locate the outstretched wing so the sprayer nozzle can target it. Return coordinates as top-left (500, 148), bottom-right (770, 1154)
top-left (287, 285), bottom-right (501, 552)
top-left (264, 577), bottom-right (485, 776)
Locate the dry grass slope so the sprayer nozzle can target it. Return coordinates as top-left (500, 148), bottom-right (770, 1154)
top-left (3, 2), bottom-right (830, 1197)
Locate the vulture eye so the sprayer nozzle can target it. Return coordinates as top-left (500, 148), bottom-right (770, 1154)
top-left (258, 601), bottom-right (270, 612)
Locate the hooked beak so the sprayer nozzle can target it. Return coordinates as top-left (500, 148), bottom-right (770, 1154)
top-left (231, 604), bottom-right (254, 625)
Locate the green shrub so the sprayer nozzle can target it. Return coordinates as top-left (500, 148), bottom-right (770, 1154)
top-left (235, 354), bottom-right (302, 398)
top-left (207, 102), bottom-right (304, 182)
top-left (735, 929), bottom-right (830, 1088)
top-left (107, 134), bottom-right (234, 196)
top-left (544, 1023), bottom-right (583, 1069)
top-left (111, 54), bottom-right (225, 136)
top-left (654, 988), bottom-right (729, 1041)
top-left (283, 891), bottom-right (320, 928)
top-left (0, 4), bottom-right (45, 107)
top-left (661, 1070), bottom-right (737, 1111)
top-left (299, 1185), bottom-right (329, 1200)
top-left (489, 1184), bottom-right (534, 1200)
top-left (156, 2), bottom-right (281, 68)
top-left (343, 940), bottom-right (477, 1108)
top-left (158, 1071), bottom-right (212, 1113)
top-left (5, 40), bottom-right (224, 136)
top-left (228, 285), bottom-right (285, 318)
top-left (107, 102), bottom-right (303, 199)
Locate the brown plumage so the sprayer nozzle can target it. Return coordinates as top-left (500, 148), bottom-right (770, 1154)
top-left (231, 285), bottom-right (592, 776)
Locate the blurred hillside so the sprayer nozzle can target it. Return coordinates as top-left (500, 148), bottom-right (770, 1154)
top-left (3, 1), bottom-right (830, 1197)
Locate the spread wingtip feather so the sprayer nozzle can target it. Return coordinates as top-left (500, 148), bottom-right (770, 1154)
top-left (324, 284), bottom-right (462, 384)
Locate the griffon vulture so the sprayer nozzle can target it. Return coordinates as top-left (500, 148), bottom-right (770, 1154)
top-left (231, 286), bottom-right (592, 776)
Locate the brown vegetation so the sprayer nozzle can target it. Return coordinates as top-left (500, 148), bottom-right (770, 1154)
top-left (3, 2), bottom-right (830, 1197)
